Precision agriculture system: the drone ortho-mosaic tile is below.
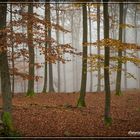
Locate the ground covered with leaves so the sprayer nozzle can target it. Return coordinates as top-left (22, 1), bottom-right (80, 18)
top-left (0, 89), bottom-right (140, 137)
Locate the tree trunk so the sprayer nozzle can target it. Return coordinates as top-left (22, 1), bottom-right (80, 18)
top-left (0, 2), bottom-right (13, 133)
top-left (48, 2), bottom-right (55, 93)
top-left (10, 4), bottom-right (14, 97)
top-left (77, 4), bottom-right (88, 107)
top-left (97, 4), bottom-right (101, 92)
top-left (103, 0), bottom-right (112, 125)
top-left (88, 6), bottom-right (93, 92)
top-left (56, 3), bottom-right (61, 93)
top-left (62, 13), bottom-right (66, 92)
top-left (27, 2), bottom-right (35, 96)
top-left (116, 3), bottom-right (123, 96)
top-left (123, 4), bottom-right (127, 90)
top-left (42, 2), bottom-right (49, 93)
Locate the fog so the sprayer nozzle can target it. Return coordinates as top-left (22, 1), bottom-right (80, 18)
top-left (3, 3), bottom-right (140, 93)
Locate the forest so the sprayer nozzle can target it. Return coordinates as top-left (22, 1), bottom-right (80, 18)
top-left (0, 0), bottom-right (140, 138)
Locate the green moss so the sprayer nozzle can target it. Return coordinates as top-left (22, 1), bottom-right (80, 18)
top-left (77, 98), bottom-right (86, 107)
top-left (115, 91), bottom-right (123, 96)
top-left (26, 90), bottom-right (35, 97)
top-left (2, 112), bottom-right (13, 131)
top-left (104, 117), bottom-right (112, 126)
top-left (0, 112), bottom-right (22, 137)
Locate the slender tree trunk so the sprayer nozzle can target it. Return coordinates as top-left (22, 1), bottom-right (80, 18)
top-left (0, 2), bottom-right (13, 132)
top-left (77, 4), bottom-right (88, 107)
top-left (10, 4), bottom-right (14, 97)
top-left (97, 4), bottom-right (101, 92)
top-left (71, 13), bottom-right (76, 92)
top-left (48, 2), bottom-right (55, 93)
top-left (62, 14), bottom-right (66, 92)
top-left (103, 0), bottom-right (112, 125)
top-left (116, 3), bottom-right (123, 96)
top-left (124, 4), bottom-right (127, 90)
top-left (42, 2), bottom-right (49, 93)
top-left (21, 6), bottom-right (27, 93)
top-left (134, 5), bottom-right (139, 89)
top-left (27, 2), bottom-right (35, 96)
top-left (56, 3), bottom-right (61, 93)
top-left (88, 6), bottom-right (93, 92)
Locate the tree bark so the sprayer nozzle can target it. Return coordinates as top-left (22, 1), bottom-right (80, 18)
top-left (103, 0), bottom-right (112, 125)
top-left (88, 6), bottom-right (93, 92)
top-left (116, 3), bottom-right (123, 96)
top-left (42, 2), bottom-right (49, 93)
top-left (77, 4), bottom-right (88, 107)
top-left (48, 2), bottom-right (55, 93)
top-left (0, 2), bottom-right (13, 132)
top-left (10, 4), bottom-right (15, 97)
top-left (27, 2), bottom-right (35, 96)
top-left (56, 3), bottom-right (61, 93)
top-left (97, 4), bottom-right (101, 92)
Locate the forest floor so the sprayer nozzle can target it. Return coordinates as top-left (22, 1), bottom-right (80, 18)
top-left (0, 89), bottom-right (140, 137)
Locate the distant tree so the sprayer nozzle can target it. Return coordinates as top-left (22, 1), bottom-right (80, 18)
top-left (10, 3), bottom-right (15, 97)
top-left (116, 3), bottom-right (123, 96)
top-left (0, 2), bottom-right (13, 134)
top-left (97, 4), bottom-right (101, 92)
top-left (103, 0), bottom-right (112, 125)
top-left (123, 4), bottom-right (128, 90)
top-left (88, 5), bottom-right (93, 92)
top-left (48, 1), bottom-right (55, 93)
top-left (77, 4), bottom-right (88, 107)
top-left (27, 2), bottom-right (35, 96)
top-left (56, 3), bottom-right (61, 93)
top-left (62, 13), bottom-right (66, 92)
top-left (42, 1), bottom-right (49, 93)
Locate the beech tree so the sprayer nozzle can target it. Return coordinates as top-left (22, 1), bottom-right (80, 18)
top-left (56, 3), bottom-right (61, 93)
top-left (103, 0), bottom-right (112, 125)
top-left (77, 3), bottom-right (88, 107)
top-left (42, 1), bottom-right (49, 93)
top-left (27, 2), bottom-right (35, 96)
top-left (97, 4), bottom-right (101, 92)
top-left (0, 2), bottom-right (13, 134)
top-left (116, 3), bottom-right (123, 96)
top-left (88, 5), bottom-right (93, 92)
top-left (48, 2), bottom-right (55, 93)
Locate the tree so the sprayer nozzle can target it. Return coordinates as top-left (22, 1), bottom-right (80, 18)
top-left (88, 5), bottom-right (93, 92)
top-left (56, 3), bottom-right (61, 93)
top-left (97, 4), bottom-right (101, 92)
top-left (123, 4), bottom-right (128, 90)
top-left (62, 12), bottom-right (66, 92)
top-left (0, 2), bottom-right (13, 133)
top-left (103, 0), bottom-right (112, 125)
top-left (48, 2), bottom-right (55, 93)
top-left (42, 1), bottom-right (49, 93)
top-left (116, 3), bottom-right (123, 96)
top-left (10, 3), bottom-right (15, 97)
top-left (27, 2), bottom-right (35, 96)
top-left (77, 4), bottom-right (88, 107)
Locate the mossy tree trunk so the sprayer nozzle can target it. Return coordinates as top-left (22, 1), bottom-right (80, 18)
top-left (27, 2), bottom-right (35, 96)
top-left (77, 4), bottom-right (88, 107)
top-left (0, 2), bottom-right (13, 133)
top-left (103, 0), bottom-right (112, 125)
top-left (116, 3), bottom-right (123, 96)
